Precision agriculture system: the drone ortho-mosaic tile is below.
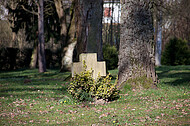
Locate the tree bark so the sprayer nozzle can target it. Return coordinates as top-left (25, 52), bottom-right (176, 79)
top-left (60, 3), bottom-right (77, 71)
top-left (54, 0), bottom-right (67, 45)
top-left (54, 0), bottom-right (77, 72)
top-left (118, 0), bottom-right (157, 89)
top-left (38, 0), bottom-right (46, 73)
top-left (74, 0), bottom-right (103, 61)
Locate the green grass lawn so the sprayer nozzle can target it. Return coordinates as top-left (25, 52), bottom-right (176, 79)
top-left (0, 66), bottom-right (190, 125)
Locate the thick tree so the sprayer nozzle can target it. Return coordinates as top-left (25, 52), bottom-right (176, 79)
top-left (74, 0), bottom-right (103, 61)
top-left (54, 0), bottom-right (67, 72)
top-left (54, 0), bottom-right (77, 72)
top-left (61, 2), bottom-right (77, 71)
top-left (118, 0), bottom-right (158, 89)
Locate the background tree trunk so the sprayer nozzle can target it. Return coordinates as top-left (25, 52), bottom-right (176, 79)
top-left (153, 1), bottom-right (162, 67)
top-left (54, 0), bottom-right (77, 72)
top-left (74, 0), bottom-right (103, 61)
top-left (30, 40), bottom-right (38, 69)
top-left (38, 0), bottom-right (46, 73)
top-left (54, 0), bottom-right (67, 38)
top-left (60, 3), bottom-right (77, 71)
top-left (118, 0), bottom-right (157, 89)
top-left (54, 0), bottom-right (68, 71)
top-left (155, 13), bottom-right (162, 66)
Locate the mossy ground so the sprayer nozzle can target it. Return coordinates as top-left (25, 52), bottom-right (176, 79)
top-left (123, 75), bottom-right (153, 90)
top-left (0, 66), bottom-right (190, 125)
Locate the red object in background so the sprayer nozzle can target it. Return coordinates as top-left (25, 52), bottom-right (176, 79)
top-left (104, 7), bottom-right (111, 17)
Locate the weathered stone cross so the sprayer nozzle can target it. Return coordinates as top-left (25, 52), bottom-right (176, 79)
top-left (72, 53), bottom-right (106, 79)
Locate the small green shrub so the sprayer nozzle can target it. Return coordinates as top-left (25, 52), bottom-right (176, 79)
top-left (67, 62), bottom-right (95, 101)
top-left (103, 44), bottom-right (118, 70)
top-left (162, 37), bottom-right (190, 65)
top-left (68, 61), bottom-right (119, 102)
top-left (93, 74), bottom-right (119, 101)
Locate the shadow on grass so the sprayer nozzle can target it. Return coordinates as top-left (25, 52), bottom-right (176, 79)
top-left (0, 85), bottom-right (69, 100)
top-left (0, 86), bottom-right (67, 93)
top-left (0, 68), bottom-right (71, 99)
top-left (0, 68), bottom-right (70, 79)
top-left (156, 65), bottom-right (190, 86)
top-left (0, 69), bottom-right (37, 79)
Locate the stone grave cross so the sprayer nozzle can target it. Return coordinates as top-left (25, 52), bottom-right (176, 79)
top-left (72, 53), bottom-right (106, 79)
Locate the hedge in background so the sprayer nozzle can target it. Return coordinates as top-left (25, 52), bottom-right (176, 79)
top-left (103, 44), bottom-right (118, 70)
top-left (0, 48), bottom-right (61, 70)
top-left (162, 37), bottom-right (190, 65)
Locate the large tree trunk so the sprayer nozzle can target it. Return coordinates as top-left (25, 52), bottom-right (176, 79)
top-left (118, 0), bottom-right (157, 89)
top-left (54, 0), bottom-right (67, 40)
top-left (60, 3), bottom-right (77, 71)
top-left (38, 0), bottom-right (46, 73)
top-left (75, 0), bottom-right (103, 61)
top-left (54, 0), bottom-right (77, 72)
top-left (54, 0), bottom-right (67, 71)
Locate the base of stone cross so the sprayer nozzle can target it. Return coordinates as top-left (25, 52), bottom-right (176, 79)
top-left (72, 53), bottom-right (106, 79)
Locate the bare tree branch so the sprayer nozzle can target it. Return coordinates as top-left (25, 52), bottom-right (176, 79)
top-left (21, 5), bottom-right (38, 15)
top-left (32, 0), bottom-right (39, 7)
top-left (44, 0), bottom-right (54, 4)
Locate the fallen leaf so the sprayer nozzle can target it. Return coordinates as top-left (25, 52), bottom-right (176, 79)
top-left (161, 113), bottom-right (165, 117)
top-left (99, 113), bottom-right (107, 118)
top-left (155, 119), bottom-right (159, 122)
top-left (29, 120), bottom-right (34, 123)
top-left (156, 116), bottom-right (160, 119)
top-left (50, 106), bottom-right (54, 109)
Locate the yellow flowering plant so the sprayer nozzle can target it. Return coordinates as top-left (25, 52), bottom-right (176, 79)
top-left (68, 61), bottom-right (119, 102)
